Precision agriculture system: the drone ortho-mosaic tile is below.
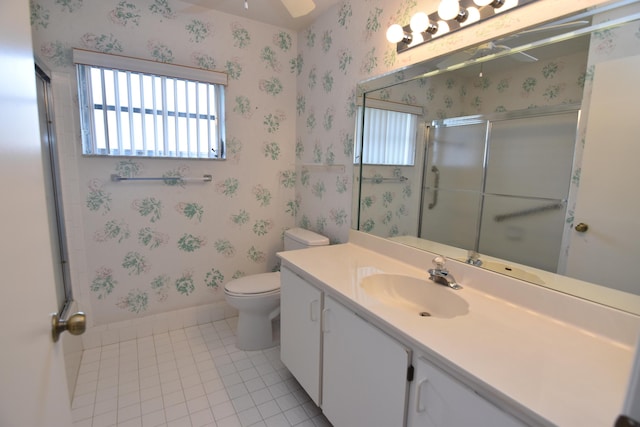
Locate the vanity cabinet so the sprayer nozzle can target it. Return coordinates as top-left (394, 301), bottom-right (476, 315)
top-left (281, 265), bottom-right (524, 427)
top-left (280, 266), bottom-right (410, 425)
top-left (408, 356), bottom-right (525, 427)
top-left (280, 267), bottom-right (323, 405)
top-left (322, 295), bottom-right (411, 426)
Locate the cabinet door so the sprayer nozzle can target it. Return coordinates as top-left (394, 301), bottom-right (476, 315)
top-left (322, 295), bottom-right (410, 427)
top-left (280, 267), bottom-right (323, 405)
top-left (409, 356), bottom-right (524, 427)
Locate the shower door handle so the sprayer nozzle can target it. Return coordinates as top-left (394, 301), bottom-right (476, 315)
top-left (428, 166), bottom-right (440, 210)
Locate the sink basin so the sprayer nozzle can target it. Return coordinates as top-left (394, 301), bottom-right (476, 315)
top-left (360, 274), bottom-right (469, 318)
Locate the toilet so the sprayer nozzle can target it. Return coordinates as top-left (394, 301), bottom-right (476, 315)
top-left (224, 228), bottom-right (329, 350)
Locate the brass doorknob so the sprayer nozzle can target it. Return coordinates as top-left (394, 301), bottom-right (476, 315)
top-left (51, 312), bottom-right (86, 342)
top-left (575, 222), bottom-right (589, 233)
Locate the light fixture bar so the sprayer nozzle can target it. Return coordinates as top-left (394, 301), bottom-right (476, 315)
top-left (390, 0), bottom-right (538, 53)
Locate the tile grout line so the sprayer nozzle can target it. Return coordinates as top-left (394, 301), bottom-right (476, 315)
top-left (71, 318), bottom-right (332, 427)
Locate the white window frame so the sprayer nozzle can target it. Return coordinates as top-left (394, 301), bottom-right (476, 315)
top-left (355, 98), bottom-right (423, 166)
top-left (74, 49), bottom-right (228, 159)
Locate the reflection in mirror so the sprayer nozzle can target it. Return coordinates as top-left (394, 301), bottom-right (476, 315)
top-left (353, 0), bottom-right (640, 314)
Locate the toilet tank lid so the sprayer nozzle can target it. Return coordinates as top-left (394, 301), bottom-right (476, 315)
top-left (284, 228), bottom-right (329, 246)
top-left (225, 272), bottom-right (281, 294)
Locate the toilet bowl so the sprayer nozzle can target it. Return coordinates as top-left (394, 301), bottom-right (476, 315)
top-left (224, 228), bottom-right (329, 350)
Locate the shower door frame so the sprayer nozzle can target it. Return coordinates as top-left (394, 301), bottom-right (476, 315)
top-left (420, 103), bottom-right (581, 272)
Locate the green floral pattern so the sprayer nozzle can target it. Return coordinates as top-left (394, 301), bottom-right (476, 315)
top-left (231, 23), bottom-right (250, 48)
top-left (149, 0), bottom-right (175, 19)
top-left (176, 202), bottom-right (204, 222)
top-left (147, 40), bottom-right (173, 62)
top-left (186, 19), bottom-right (212, 43)
top-left (253, 219), bottom-right (273, 236)
top-left (263, 142), bottom-right (281, 160)
top-left (177, 234), bottom-right (206, 252)
top-left (138, 227), bottom-right (169, 250)
top-left (115, 160), bottom-right (141, 177)
top-left (225, 58), bottom-right (242, 79)
top-left (30, 1), bottom-right (51, 28)
top-left (259, 77), bottom-right (283, 96)
top-left (175, 272), bottom-right (195, 295)
top-left (95, 219), bottom-right (130, 243)
top-left (214, 239), bottom-right (235, 257)
top-left (217, 178), bottom-right (239, 197)
top-left (86, 179), bottom-right (111, 214)
top-left (110, 1), bottom-right (141, 27)
top-left (151, 275), bottom-right (171, 302)
top-left (253, 185), bottom-right (272, 206)
top-left (247, 246), bottom-right (266, 263)
top-left (90, 267), bottom-right (117, 300)
top-left (81, 33), bottom-right (123, 53)
top-left (205, 269), bottom-right (224, 290)
top-left (55, 0), bottom-right (82, 13)
top-left (122, 251), bottom-right (150, 275)
top-left (191, 52), bottom-right (215, 69)
top-left (132, 197), bottom-right (162, 222)
top-left (117, 289), bottom-right (149, 313)
top-left (231, 210), bottom-right (250, 226)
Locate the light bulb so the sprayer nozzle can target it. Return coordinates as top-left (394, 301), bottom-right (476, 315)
top-left (438, 0), bottom-right (460, 21)
top-left (461, 6), bottom-right (480, 26)
top-left (473, 0), bottom-right (493, 6)
top-left (433, 20), bottom-right (450, 37)
top-left (386, 24), bottom-right (405, 43)
top-left (410, 12), bottom-right (430, 33)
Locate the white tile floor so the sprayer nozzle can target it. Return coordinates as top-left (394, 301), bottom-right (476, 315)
top-left (71, 318), bottom-right (332, 427)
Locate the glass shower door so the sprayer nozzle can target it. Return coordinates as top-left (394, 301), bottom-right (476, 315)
top-left (35, 64), bottom-right (72, 315)
top-left (420, 121), bottom-right (487, 250)
top-left (479, 110), bottom-right (579, 271)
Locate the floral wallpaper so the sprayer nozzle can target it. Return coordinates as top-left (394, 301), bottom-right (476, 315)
top-left (31, 0), bottom-right (299, 324)
top-left (30, 0), bottom-right (632, 326)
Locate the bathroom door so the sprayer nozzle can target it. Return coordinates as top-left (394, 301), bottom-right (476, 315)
top-left (0, 1), bottom-right (73, 425)
top-left (565, 54), bottom-right (640, 294)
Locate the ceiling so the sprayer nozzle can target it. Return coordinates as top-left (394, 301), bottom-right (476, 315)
top-left (178, 0), bottom-right (342, 31)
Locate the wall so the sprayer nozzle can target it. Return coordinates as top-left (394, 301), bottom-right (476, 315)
top-left (31, 0), bottom-right (298, 326)
top-left (30, 0), bottom-right (613, 329)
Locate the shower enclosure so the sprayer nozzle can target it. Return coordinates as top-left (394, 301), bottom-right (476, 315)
top-left (420, 105), bottom-right (579, 273)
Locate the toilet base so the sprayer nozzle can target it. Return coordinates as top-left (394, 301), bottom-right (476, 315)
top-left (235, 313), bottom-right (280, 351)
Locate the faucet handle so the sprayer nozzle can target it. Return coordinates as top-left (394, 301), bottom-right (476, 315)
top-left (466, 250), bottom-right (482, 266)
top-left (432, 255), bottom-right (447, 270)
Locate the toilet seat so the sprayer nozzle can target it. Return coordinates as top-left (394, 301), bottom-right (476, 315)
top-left (224, 272), bottom-right (280, 296)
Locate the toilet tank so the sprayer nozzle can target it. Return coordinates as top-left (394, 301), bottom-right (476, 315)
top-left (284, 228), bottom-right (329, 251)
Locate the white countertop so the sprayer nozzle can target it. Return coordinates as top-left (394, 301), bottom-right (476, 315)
top-left (278, 235), bottom-right (640, 427)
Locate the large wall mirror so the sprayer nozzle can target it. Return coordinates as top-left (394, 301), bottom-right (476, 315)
top-left (353, 0), bottom-right (640, 314)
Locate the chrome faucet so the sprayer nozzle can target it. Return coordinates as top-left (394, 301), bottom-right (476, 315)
top-left (428, 256), bottom-right (462, 290)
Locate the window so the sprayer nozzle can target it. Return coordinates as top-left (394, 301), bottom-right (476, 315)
top-left (74, 49), bottom-right (227, 159)
top-left (354, 98), bottom-right (422, 166)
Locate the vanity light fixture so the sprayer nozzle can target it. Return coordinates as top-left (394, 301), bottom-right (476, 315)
top-left (387, 0), bottom-right (535, 53)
